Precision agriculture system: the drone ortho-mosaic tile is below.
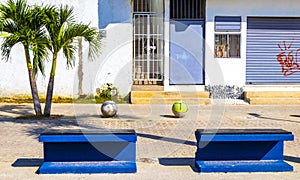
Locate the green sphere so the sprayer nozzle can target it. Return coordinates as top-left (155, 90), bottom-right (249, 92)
top-left (172, 101), bottom-right (188, 117)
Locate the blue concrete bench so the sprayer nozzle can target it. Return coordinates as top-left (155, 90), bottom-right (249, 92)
top-left (195, 129), bottom-right (294, 173)
top-left (38, 129), bottom-right (137, 174)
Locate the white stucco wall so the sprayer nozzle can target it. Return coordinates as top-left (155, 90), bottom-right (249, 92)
top-left (85, 23), bottom-right (133, 97)
top-left (0, 0), bottom-right (133, 97)
top-left (88, 0), bottom-right (132, 96)
top-left (0, 0), bottom-right (99, 97)
top-left (206, 0), bottom-right (300, 86)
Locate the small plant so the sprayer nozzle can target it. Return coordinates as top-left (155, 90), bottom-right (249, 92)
top-left (95, 83), bottom-right (120, 103)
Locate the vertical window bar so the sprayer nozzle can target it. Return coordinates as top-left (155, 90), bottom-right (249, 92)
top-left (176, 0), bottom-right (179, 19)
top-left (188, 0), bottom-right (191, 19)
top-left (135, 0), bottom-right (137, 12)
top-left (142, 16), bottom-right (145, 78)
top-left (135, 18), bottom-right (137, 80)
top-left (137, 16), bottom-right (140, 79)
top-left (182, 0), bottom-right (185, 19)
top-left (178, 0), bottom-right (180, 19)
top-left (191, 0), bottom-right (194, 19)
top-left (195, 0), bottom-right (198, 19)
top-left (136, 15), bottom-right (138, 79)
top-left (185, 0), bottom-right (187, 19)
top-left (147, 15), bottom-right (150, 80)
top-left (156, 16), bottom-right (158, 80)
top-left (200, 0), bottom-right (203, 18)
top-left (171, 0), bottom-right (174, 18)
top-left (158, 17), bottom-right (160, 79)
top-left (170, 0), bottom-right (205, 20)
top-left (177, 0), bottom-right (179, 19)
top-left (182, 0), bottom-right (184, 19)
top-left (133, 15), bottom-right (136, 79)
top-left (139, 16), bottom-right (142, 78)
top-left (154, 17), bottom-right (157, 80)
top-left (189, 0), bottom-right (191, 19)
top-left (149, 16), bottom-right (155, 78)
top-left (184, 0), bottom-right (186, 19)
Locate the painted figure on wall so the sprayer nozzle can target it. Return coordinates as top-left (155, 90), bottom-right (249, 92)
top-left (277, 40), bottom-right (300, 76)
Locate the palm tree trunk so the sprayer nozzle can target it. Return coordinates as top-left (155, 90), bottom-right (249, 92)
top-left (44, 76), bottom-right (54, 117)
top-left (44, 55), bottom-right (57, 117)
top-left (28, 69), bottom-right (43, 116)
top-left (24, 47), bottom-right (42, 116)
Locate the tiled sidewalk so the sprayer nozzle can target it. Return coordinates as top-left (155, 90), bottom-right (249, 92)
top-left (0, 103), bottom-right (299, 179)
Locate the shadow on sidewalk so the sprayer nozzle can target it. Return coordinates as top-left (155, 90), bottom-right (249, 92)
top-left (0, 118), bottom-right (96, 138)
top-left (0, 104), bottom-right (36, 118)
top-left (284, 155), bottom-right (300, 164)
top-left (159, 158), bottom-right (198, 172)
top-left (248, 113), bottom-right (300, 124)
top-left (137, 133), bottom-right (196, 146)
top-left (12, 158), bottom-right (43, 167)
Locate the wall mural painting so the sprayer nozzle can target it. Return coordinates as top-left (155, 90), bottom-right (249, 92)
top-left (277, 40), bottom-right (300, 76)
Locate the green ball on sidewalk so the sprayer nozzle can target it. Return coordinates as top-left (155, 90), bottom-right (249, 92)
top-left (172, 101), bottom-right (188, 118)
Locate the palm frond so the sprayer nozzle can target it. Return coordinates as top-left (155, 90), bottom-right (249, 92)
top-left (34, 4), bottom-right (57, 46)
top-left (1, 0), bottom-right (29, 28)
top-left (60, 23), bottom-right (101, 61)
top-left (0, 0), bottom-right (51, 76)
top-left (31, 34), bottom-right (50, 76)
top-left (0, 34), bottom-right (21, 61)
top-left (0, 19), bottom-right (19, 34)
top-left (63, 42), bottom-right (76, 68)
top-left (59, 5), bottom-right (75, 25)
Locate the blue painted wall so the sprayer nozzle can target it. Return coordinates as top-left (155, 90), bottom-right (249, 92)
top-left (99, 0), bottom-right (131, 29)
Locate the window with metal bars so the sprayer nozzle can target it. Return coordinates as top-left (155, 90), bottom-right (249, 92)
top-left (170, 0), bottom-right (205, 20)
top-left (133, 0), bottom-right (163, 13)
top-left (214, 16), bottom-right (241, 58)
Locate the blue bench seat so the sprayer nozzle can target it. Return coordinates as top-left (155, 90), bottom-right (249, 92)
top-left (195, 129), bottom-right (294, 173)
top-left (38, 129), bottom-right (137, 174)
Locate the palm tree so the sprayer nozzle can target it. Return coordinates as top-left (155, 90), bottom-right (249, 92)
top-left (43, 5), bottom-right (101, 117)
top-left (0, 0), bottom-right (50, 116)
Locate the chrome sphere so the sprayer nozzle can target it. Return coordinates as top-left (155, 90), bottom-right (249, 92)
top-left (101, 101), bottom-right (118, 117)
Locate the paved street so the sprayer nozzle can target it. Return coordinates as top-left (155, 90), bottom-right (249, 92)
top-left (0, 103), bottom-right (299, 179)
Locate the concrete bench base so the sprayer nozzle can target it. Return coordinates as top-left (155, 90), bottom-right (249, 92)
top-left (39, 161), bottom-right (136, 174)
top-left (196, 160), bottom-right (293, 173)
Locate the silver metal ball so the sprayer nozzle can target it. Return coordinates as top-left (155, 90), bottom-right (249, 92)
top-left (101, 101), bottom-right (118, 117)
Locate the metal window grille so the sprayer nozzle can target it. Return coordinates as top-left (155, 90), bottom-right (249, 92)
top-left (133, 0), bottom-right (164, 81)
top-left (133, 0), bottom-right (163, 13)
top-left (214, 16), bottom-right (241, 58)
top-left (170, 0), bottom-right (205, 20)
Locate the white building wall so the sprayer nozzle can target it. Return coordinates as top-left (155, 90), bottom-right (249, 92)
top-left (91, 0), bottom-right (132, 96)
top-left (0, 0), bottom-right (133, 97)
top-left (206, 0), bottom-right (300, 86)
top-left (87, 23), bottom-right (133, 97)
top-left (3, 0), bottom-right (300, 97)
top-left (0, 0), bottom-right (99, 97)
